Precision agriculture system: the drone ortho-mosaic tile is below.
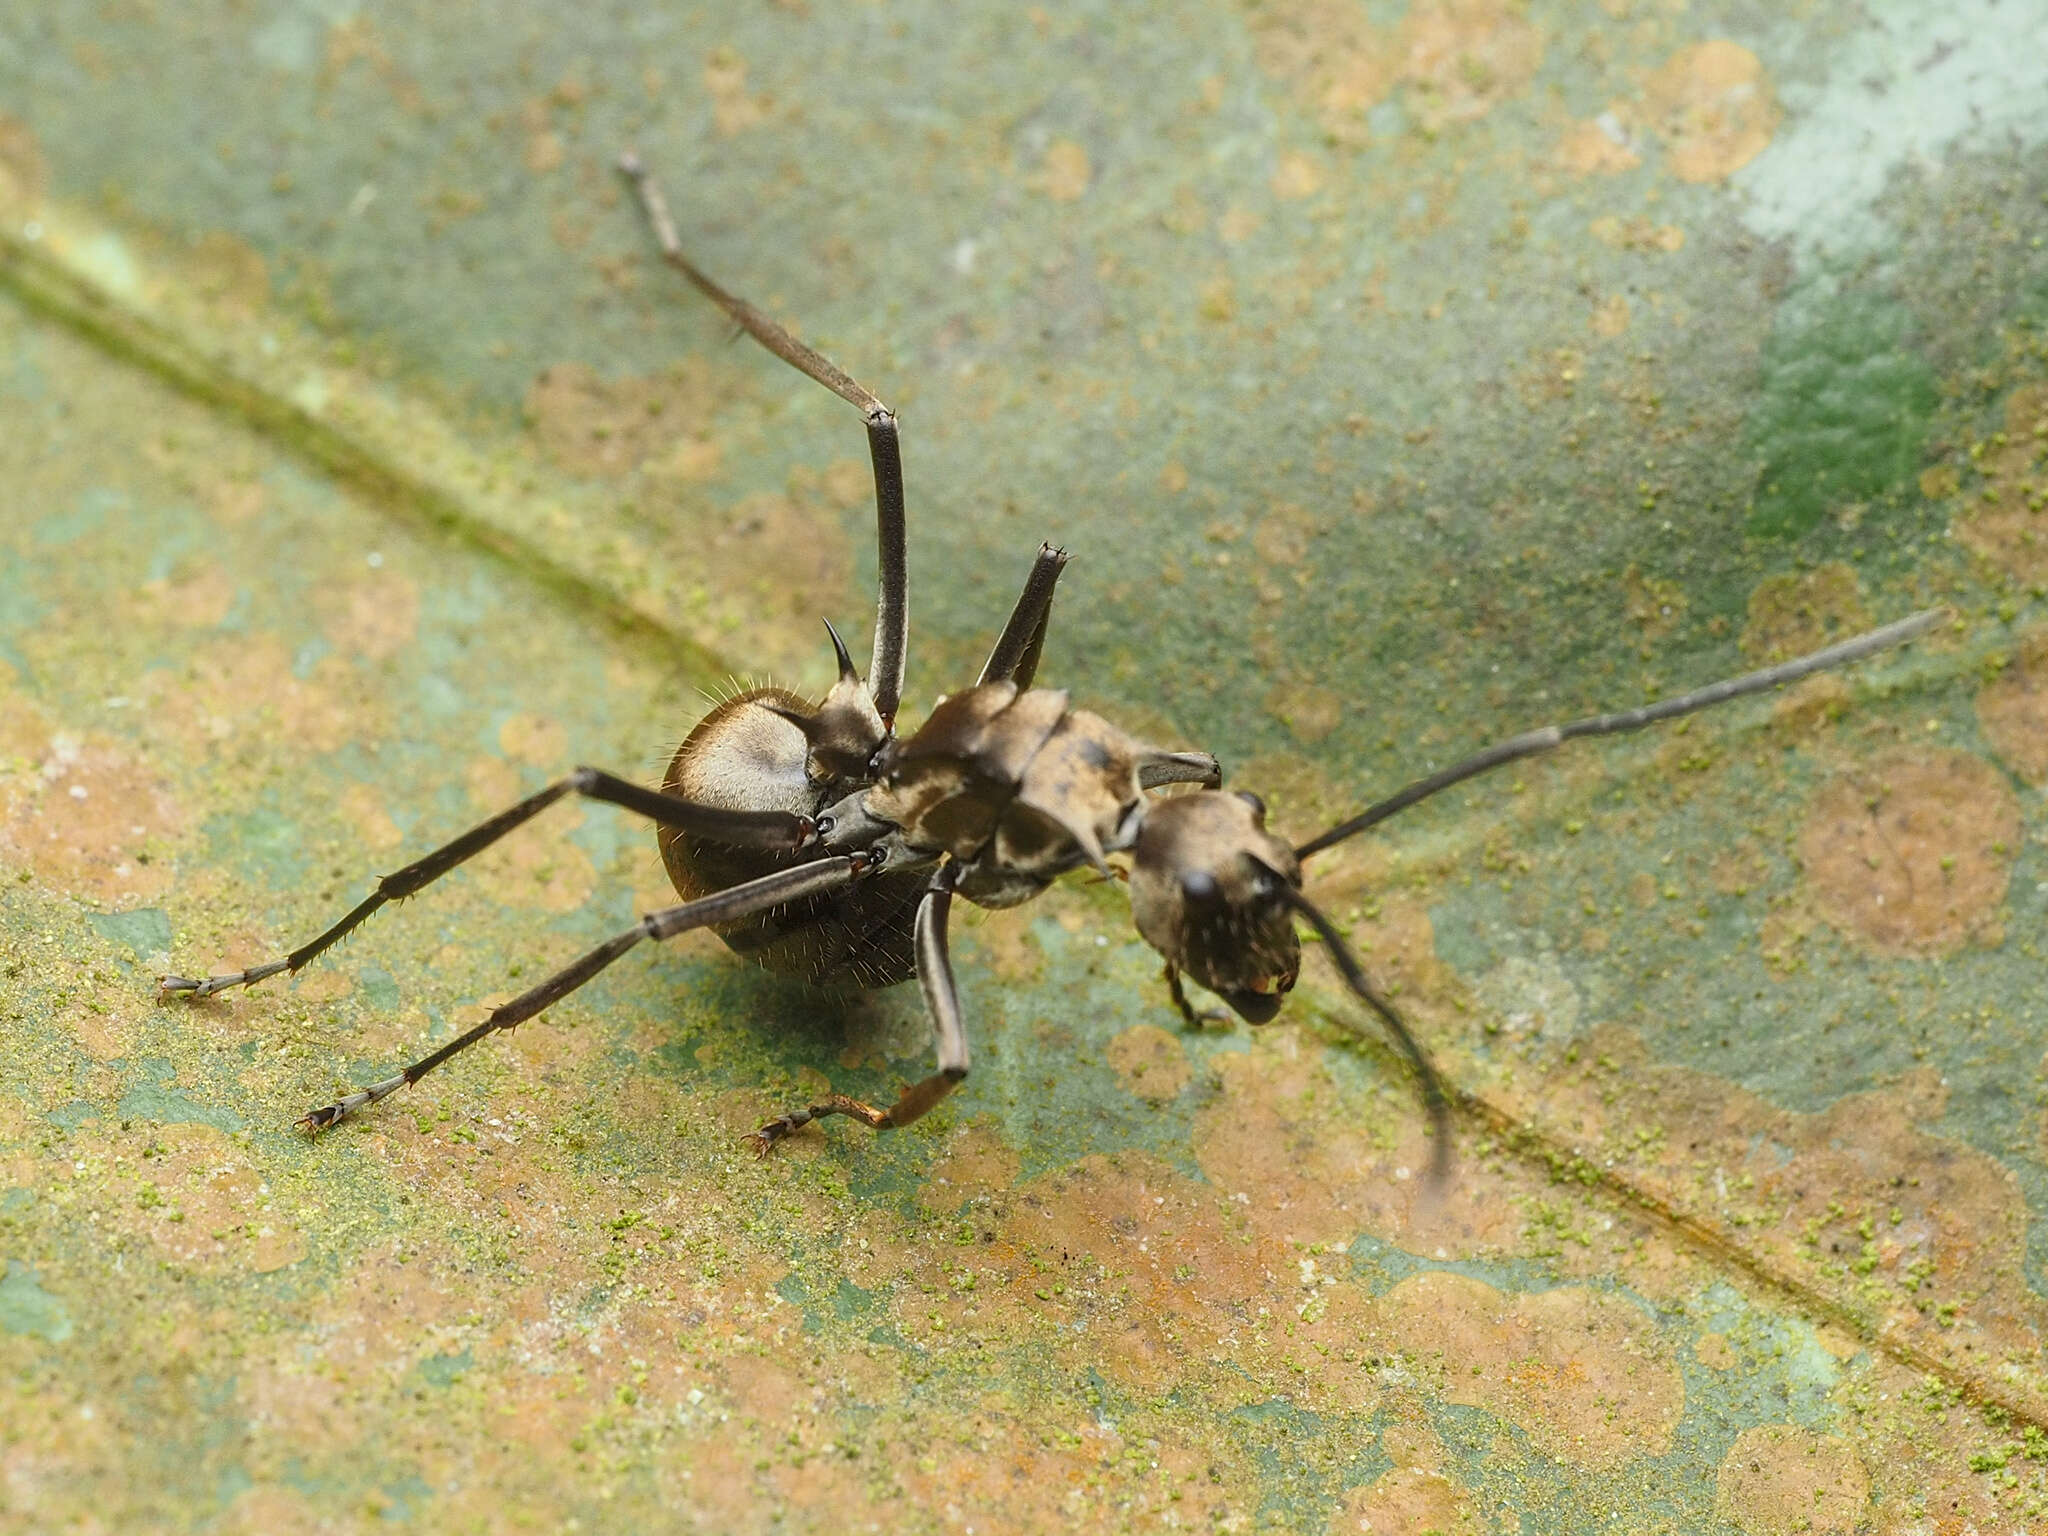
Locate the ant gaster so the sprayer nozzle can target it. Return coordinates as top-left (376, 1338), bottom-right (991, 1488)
top-left (161, 154), bottom-right (1945, 1181)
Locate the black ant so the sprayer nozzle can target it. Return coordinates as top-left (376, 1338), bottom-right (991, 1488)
top-left (160, 153), bottom-right (1943, 1181)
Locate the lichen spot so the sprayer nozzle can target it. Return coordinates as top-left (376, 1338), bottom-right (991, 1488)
top-left (1553, 114), bottom-right (1640, 177)
top-left (1329, 1466), bottom-right (1479, 1536)
top-left (0, 709), bottom-right (185, 905)
top-left (1394, 0), bottom-right (1544, 132)
top-left (1245, 0), bottom-right (1541, 145)
top-left (131, 559), bottom-right (237, 630)
top-left (1372, 1270), bottom-right (1685, 1468)
top-left (959, 902), bottom-right (1044, 983)
top-left (1271, 151), bottom-right (1324, 200)
top-left (704, 46), bottom-right (771, 136)
top-left (523, 360), bottom-right (724, 480)
top-left (1622, 563), bottom-right (1685, 640)
top-left (1976, 623), bottom-right (2048, 784)
top-left (1027, 138), bottom-right (1092, 202)
top-left (1954, 382), bottom-right (2048, 583)
top-left (319, 569), bottom-right (419, 662)
top-left (1264, 682), bottom-right (1345, 746)
top-left (1253, 502), bottom-right (1316, 567)
top-left (1641, 41), bottom-right (1780, 183)
top-left (188, 231), bottom-right (271, 320)
top-left (0, 112), bottom-right (47, 212)
top-left (1105, 1024), bottom-right (1191, 1105)
top-left (1739, 563), bottom-right (1869, 663)
top-left (1694, 1331), bottom-right (1738, 1371)
top-left (338, 782), bottom-right (404, 852)
top-left (982, 1152), bottom-right (1267, 1397)
top-left (1714, 1425), bottom-right (1871, 1536)
top-left (464, 757), bottom-right (598, 913)
top-left (1800, 748), bottom-right (2018, 955)
top-left (919, 1123), bottom-right (1022, 1212)
top-left (498, 711), bottom-right (568, 767)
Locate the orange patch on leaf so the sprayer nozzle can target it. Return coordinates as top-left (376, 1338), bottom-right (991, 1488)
top-left (1553, 116), bottom-right (1641, 176)
top-left (1954, 383), bottom-right (2048, 582)
top-left (0, 111), bottom-right (48, 211)
top-left (1330, 1465), bottom-right (1480, 1535)
top-left (319, 570), bottom-right (420, 662)
top-left (1105, 1024), bottom-right (1192, 1105)
top-left (1247, 0), bottom-right (1542, 144)
top-left (524, 360), bottom-right (728, 480)
top-left (0, 692), bottom-right (185, 905)
top-left (1976, 621), bottom-right (2048, 784)
top-left (1800, 748), bottom-right (2017, 955)
top-left (131, 560), bottom-right (238, 629)
top-left (704, 46), bottom-right (772, 136)
top-left (1367, 1270), bottom-right (1685, 1468)
top-left (140, 632), bottom-right (376, 758)
top-left (1640, 40), bottom-right (1780, 183)
top-left (1740, 563), bottom-right (1870, 663)
top-left (1715, 1424), bottom-right (1871, 1535)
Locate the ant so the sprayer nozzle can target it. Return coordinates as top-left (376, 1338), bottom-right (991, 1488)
top-left (161, 153), bottom-right (1943, 1181)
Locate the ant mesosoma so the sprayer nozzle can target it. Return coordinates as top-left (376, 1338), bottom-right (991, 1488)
top-left (161, 153), bottom-right (1943, 1181)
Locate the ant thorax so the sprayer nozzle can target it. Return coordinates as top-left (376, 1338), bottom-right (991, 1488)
top-left (866, 682), bottom-right (1159, 908)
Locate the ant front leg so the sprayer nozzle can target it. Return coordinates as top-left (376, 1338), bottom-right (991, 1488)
top-left (160, 768), bottom-right (811, 998)
top-left (752, 864), bottom-right (967, 1152)
top-left (1162, 962), bottom-right (1230, 1029)
top-left (621, 152), bottom-right (908, 725)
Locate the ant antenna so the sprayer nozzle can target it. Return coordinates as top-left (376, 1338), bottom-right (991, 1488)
top-left (1249, 856), bottom-right (1453, 1191)
top-left (1296, 607), bottom-right (1946, 860)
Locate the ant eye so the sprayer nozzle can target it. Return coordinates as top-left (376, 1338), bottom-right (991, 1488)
top-left (1179, 870), bottom-right (1220, 904)
top-left (1233, 790), bottom-right (1267, 818)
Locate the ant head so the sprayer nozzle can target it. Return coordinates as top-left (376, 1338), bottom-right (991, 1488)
top-left (764, 620), bottom-right (889, 784)
top-left (1127, 790), bottom-right (1301, 1023)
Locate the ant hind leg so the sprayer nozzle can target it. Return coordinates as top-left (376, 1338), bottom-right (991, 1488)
top-left (298, 853), bottom-right (880, 1133)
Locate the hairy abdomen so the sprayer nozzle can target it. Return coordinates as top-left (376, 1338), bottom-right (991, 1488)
top-left (660, 688), bottom-right (918, 986)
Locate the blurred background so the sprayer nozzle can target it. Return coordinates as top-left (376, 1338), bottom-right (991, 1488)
top-left (2, 1), bottom-right (2046, 1528)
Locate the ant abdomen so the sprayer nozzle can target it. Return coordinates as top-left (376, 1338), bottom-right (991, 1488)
top-left (661, 687), bottom-right (920, 987)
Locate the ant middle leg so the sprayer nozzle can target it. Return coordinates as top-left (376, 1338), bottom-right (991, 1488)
top-left (752, 865), bottom-right (966, 1152)
top-left (299, 851), bottom-right (883, 1132)
top-left (1163, 962), bottom-right (1230, 1029)
top-left (160, 768), bottom-right (812, 998)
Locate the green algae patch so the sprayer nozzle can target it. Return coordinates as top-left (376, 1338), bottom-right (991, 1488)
top-left (85, 906), bottom-right (174, 963)
top-left (1744, 289), bottom-right (1939, 540)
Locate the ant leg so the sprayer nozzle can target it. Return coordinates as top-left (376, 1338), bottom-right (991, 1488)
top-left (979, 544), bottom-right (1069, 688)
top-left (752, 865), bottom-right (965, 1152)
top-left (161, 767), bottom-right (812, 998)
top-left (298, 852), bottom-right (882, 1132)
top-left (1139, 751), bottom-right (1223, 790)
top-left (620, 152), bottom-right (907, 727)
top-left (1163, 962), bottom-right (1230, 1029)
